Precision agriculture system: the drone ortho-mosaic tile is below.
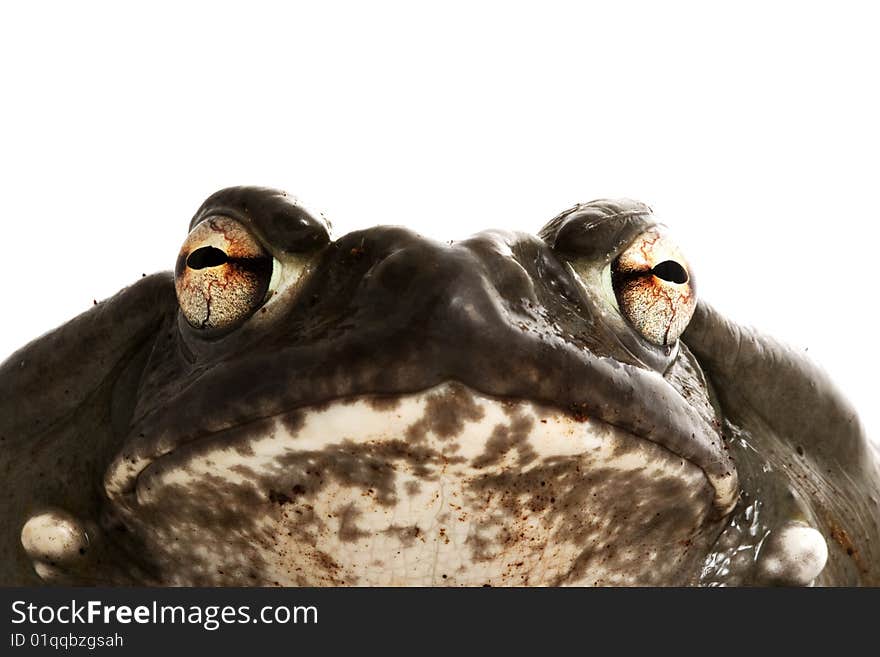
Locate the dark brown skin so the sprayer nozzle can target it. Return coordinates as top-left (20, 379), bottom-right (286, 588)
top-left (0, 187), bottom-right (877, 586)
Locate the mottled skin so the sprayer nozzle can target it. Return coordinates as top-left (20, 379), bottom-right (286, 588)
top-left (1, 187), bottom-right (877, 586)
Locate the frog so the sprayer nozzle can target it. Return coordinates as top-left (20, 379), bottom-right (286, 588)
top-left (1, 186), bottom-right (877, 586)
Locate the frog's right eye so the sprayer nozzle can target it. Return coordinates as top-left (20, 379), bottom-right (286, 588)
top-left (610, 228), bottom-right (696, 346)
top-left (174, 217), bottom-right (275, 333)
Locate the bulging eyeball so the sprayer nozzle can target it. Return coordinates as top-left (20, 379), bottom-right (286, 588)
top-left (611, 228), bottom-right (696, 346)
top-left (174, 217), bottom-right (274, 333)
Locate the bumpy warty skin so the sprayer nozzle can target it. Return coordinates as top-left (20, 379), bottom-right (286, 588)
top-left (1, 187), bottom-right (877, 586)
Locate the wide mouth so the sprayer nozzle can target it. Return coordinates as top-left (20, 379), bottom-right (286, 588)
top-left (105, 383), bottom-right (730, 586)
top-left (105, 382), bottom-right (738, 516)
top-left (106, 381), bottom-right (736, 522)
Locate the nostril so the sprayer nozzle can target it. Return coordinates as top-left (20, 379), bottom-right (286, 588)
top-left (368, 249), bottom-right (429, 295)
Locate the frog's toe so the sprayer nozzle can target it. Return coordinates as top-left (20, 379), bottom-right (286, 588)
top-left (756, 522), bottom-right (828, 586)
top-left (20, 509), bottom-right (91, 583)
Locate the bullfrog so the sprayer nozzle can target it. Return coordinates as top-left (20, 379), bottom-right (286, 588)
top-left (1, 186), bottom-right (877, 586)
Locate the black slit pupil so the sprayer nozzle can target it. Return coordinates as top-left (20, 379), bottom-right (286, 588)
top-left (187, 246), bottom-right (229, 270)
top-left (652, 260), bottom-right (688, 284)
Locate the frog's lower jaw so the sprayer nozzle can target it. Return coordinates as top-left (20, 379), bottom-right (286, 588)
top-left (68, 383), bottom-right (725, 586)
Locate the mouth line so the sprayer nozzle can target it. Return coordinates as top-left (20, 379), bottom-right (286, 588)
top-left (106, 381), bottom-right (736, 516)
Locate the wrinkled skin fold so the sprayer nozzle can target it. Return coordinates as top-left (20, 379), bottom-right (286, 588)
top-left (0, 188), bottom-right (877, 586)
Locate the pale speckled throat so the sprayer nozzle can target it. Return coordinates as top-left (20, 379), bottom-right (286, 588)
top-left (113, 384), bottom-right (720, 586)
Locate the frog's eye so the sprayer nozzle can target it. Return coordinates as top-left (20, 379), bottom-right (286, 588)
top-left (174, 216), bottom-right (275, 333)
top-left (610, 228), bottom-right (696, 346)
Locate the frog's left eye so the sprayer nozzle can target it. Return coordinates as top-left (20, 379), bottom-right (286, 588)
top-left (174, 216), bottom-right (275, 333)
top-left (611, 229), bottom-right (696, 346)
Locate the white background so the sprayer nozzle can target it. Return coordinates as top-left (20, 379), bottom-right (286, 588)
top-left (1, 2), bottom-right (877, 442)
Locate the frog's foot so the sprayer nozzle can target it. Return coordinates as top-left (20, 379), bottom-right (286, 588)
top-left (755, 521), bottom-right (828, 586)
top-left (21, 508), bottom-right (158, 585)
top-left (20, 509), bottom-right (92, 583)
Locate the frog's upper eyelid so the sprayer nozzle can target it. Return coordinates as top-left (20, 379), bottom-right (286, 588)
top-left (539, 203), bottom-right (656, 261)
top-left (190, 187), bottom-right (331, 256)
